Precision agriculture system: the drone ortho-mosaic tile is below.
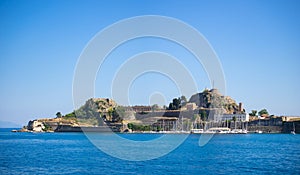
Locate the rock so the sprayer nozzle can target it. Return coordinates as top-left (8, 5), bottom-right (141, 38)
top-left (189, 89), bottom-right (239, 114)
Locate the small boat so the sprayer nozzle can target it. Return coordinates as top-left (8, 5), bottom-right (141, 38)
top-left (230, 129), bottom-right (247, 134)
top-left (205, 127), bottom-right (231, 134)
top-left (241, 129), bottom-right (248, 134)
top-left (190, 129), bottom-right (204, 134)
top-left (255, 130), bottom-right (263, 134)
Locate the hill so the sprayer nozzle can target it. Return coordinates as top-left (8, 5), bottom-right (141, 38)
top-left (189, 89), bottom-right (240, 114)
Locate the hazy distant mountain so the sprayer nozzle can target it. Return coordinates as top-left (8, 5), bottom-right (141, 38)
top-left (0, 120), bottom-right (21, 128)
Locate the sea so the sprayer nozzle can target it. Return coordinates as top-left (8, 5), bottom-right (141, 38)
top-left (0, 128), bottom-right (299, 175)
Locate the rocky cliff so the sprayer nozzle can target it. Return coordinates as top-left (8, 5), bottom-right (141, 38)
top-left (71, 98), bottom-right (125, 126)
top-left (189, 89), bottom-right (239, 114)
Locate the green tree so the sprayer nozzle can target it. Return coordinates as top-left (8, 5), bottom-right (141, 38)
top-left (107, 107), bottom-right (114, 120)
top-left (151, 104), bottom-right (159, 111)
top-left (168, 103), bottom-right (175, 110)
top-left (167, 97), bottom-right (185, 110)
top-left (232, 116), bottom-right (237, 129)
top-left (110, 107), bottom-right (123, 122)
top-left (64, 111), bottom-right (76, 119)
top-left (199, 110), bottom-right (207, 121)
top-left (180, 95), bottom-right (187, 106)
top-left (173, 98), bottom-right (180, 109)
top-left (56, 112), bottom-right (62, 118)
top-left (258, 109), bottom-right (269, 116)
top-left (42, 123), bottom-right (52, 131)
top-left (128, 123), bottom-right (134, 130)
top-left (192, 114), bottom-right (200, 122)
top-left (249, 110), bottom-right (257, 116)
top-left (232, 116), bottom-right (237, 122)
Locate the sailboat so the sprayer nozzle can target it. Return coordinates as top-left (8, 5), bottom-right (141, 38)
top-left (291, 122), bottom-right (296, 135)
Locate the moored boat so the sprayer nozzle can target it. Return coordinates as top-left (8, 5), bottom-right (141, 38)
top-left (191, 129), bottom-right (204, 134)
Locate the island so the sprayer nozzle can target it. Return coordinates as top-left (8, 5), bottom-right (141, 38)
top-left (15, 89), bottom-right (299, 134)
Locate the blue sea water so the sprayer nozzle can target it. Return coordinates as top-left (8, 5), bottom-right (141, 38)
top-left (0, 128), bottom-right (299, 175)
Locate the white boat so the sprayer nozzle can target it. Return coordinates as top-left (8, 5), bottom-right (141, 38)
top-left (230, 129), bottom-right (248, 134)
top-left (255, 130), bottom-right (263, 134)
top-left (159, 130), bottom-right (190, 134)
top-left (191, 127), bottom-right (248, 134)
top-left (241, 129), bottom-right (248, 134)
top-left (190, 129), bottom-right (204, 134)
top-left (205, 127), bottom-right (231, 134)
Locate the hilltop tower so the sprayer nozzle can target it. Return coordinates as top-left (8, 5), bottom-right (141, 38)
top-left (238, 102), bottom-right (243, 112)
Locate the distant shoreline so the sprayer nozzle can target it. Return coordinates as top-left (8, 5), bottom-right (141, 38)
top-left (5, 129), bottom-right (295, 134)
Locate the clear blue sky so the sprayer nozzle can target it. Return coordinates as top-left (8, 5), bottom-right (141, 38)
top-left (1, 0), bottom-right (299, 126)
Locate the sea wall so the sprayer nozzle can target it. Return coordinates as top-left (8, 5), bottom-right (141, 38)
top-left (135, 113), bottom-right (299, 133)
top-left (247, 126), bottom-right (282, 133)
top-left (55, 124), bottom-right (122, 132)
top-left (282, 121), bottom-right (299, 133)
